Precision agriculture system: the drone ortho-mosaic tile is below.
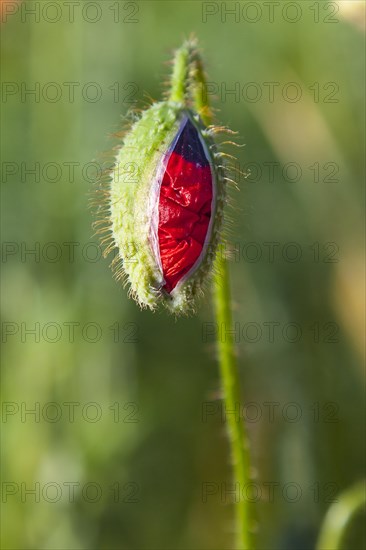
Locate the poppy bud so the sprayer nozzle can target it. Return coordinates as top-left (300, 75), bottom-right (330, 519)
top-left (95, 40), bottom-right (234, 314)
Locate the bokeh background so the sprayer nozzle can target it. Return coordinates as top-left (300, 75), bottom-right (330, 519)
top-left (1, 1), bottom-right (365, 549)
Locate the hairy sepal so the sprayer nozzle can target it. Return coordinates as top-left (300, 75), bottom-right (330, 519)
top-left (109, 101), bottom-right (226, 314)
top-left (110, 101), bottom-right (181, 309)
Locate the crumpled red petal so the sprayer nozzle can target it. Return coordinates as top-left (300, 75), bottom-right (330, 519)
top-left (158, 117), bottom-right (213, 293)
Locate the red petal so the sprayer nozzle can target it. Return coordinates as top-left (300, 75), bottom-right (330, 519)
top-left (158, 117), bottom-right (213, 293)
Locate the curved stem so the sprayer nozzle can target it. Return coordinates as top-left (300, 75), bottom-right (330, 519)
top-left (316, 481), bottom-right (366, 550)
top-left (187, 50), bottom-right (212, 126)
top-left (169, 39), bottom-right (212, 126)
top-left (213, 247), bottom-right (254, 550)
top-left (169, 44), bottom-right (190, 103)
top-left (169, 39), bottom-right (255, 549)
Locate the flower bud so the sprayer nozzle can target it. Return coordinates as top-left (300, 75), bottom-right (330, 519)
top-left (96, 40), bottom-right (232, 314)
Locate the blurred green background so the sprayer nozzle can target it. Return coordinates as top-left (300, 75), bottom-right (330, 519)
top-left (1, 1), bottom-right (365, 549)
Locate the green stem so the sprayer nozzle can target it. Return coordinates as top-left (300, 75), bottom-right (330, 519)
top-left (213, 247), bottom-right (254, 550)
top-left (169, 39), bottom-right (212, 126)
top-left (188, 52), bottom-right (212, 126)
top-left (169, 45), bottom-right (190, 103)
top-left (316, 481), bottom-right (366, 550)
top-left (169, 39), bottom-right (254, 549)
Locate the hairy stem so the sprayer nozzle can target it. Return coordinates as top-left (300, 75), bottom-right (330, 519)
top-left (169, 38), bottom-right (212, 126)
top-left (169, 44), bottom-right (190, 103)
top-left (213, 247), bottom-right (254, 549)
top-left (170, 39), bottom-right (255, 549)
top-left (316, 481), bottom-right (366, 550)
